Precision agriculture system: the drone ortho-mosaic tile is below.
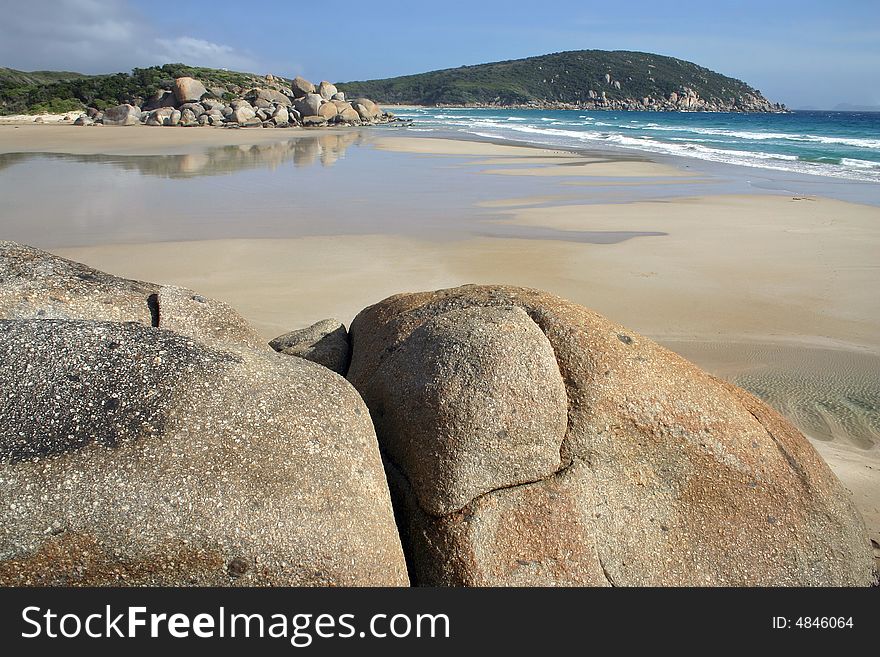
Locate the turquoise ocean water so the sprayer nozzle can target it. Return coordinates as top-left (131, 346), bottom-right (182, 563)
top-left (393, 108), bottom-right (880, 183)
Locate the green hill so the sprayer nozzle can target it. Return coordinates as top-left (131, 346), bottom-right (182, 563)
top-left (0, 68), bottom-right (92, 86)
top-left (0, 52), bottom-right (783, 115)
top-left (337, 50), bottom-right (782, 112)
top-left (0, 64), bottom-right (291, 115)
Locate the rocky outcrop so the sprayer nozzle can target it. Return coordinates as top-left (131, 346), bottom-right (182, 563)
top-left (74, 75), bottom-right (395, 130)
top-left (347, 285), bottom-right (875, 586)
top-left (0, 241), bottom-right (266, 351)
top-left (0, 320), bottom-right (408, 586)
top-left (270, 318), bottom-right (351, 375)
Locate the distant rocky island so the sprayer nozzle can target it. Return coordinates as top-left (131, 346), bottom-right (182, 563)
top-left (338, 49), bottom-right (786, 112)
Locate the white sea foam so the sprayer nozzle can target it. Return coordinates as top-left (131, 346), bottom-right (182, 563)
top-left (392, 109), bottom-right (880, 182)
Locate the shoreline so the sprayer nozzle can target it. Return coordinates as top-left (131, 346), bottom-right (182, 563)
top-left (2, 122), bottom-right (876, 205)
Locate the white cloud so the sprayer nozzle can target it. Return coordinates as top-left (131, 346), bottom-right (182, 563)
top-left (153, 37), bottom-right (259, 71)
top-left (0, 0), bottom-right (260, 73)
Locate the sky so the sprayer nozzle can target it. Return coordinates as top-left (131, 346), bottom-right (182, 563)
top-left (1, 0), bottom-right (878, 108)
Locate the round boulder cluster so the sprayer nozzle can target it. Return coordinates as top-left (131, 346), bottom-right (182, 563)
top-left (74, 75), bottom-right (396, 129)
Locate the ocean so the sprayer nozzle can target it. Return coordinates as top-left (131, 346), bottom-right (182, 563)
top-left (392, 107), bottom-right (880, 183)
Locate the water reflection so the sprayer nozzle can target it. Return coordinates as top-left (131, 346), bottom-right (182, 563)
top-left (0, 131), bottom-right (371, 178)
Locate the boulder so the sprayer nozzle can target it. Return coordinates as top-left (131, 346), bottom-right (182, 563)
top-left (301, 116), bottom-right (327, 127)
top-left (338, 107), bottom-right (360, 123)
top-left (145, 107), bottom-right (173, 126)
top-left (0, 320), bottom-right (408, 586)
top-left (0, 241), bottom-right (267, 352)
top-left (317, 102), bottom-right (339, 120)
top-left (270, 319), bottom-right (351, 375)
top-left (347, 285), bottom-right (875, 586)
top-left (231, 105), bottom-right (257, 124)
top-left (179, 102), bottom-right (205, 118)
top-left (294, 93), bottom-right (324, 117)
top-left (73, 115), bottom-right (92, 126)
top-left (251, 88), bottom-right (292, 106)
top-left (317, 81), bottom-right (338, 101)
top-left (179, 108), bottom-right (198, 127)
top-left (142, 90), bottom-right (177, 111)
top-left (202, 98), bottom-right (226, 111)
top-left (168, 109), bottom-right (181, 126)
top-left (331, 92), bottom-right (346, 102)
top-left (351, 98), bottom-right (380, 120)
top-left (173, 77), bottom-right (207, 104)
top-left (272, 105), bottom-right (289, 125)
top-left (291, 76), bottom-right (315, 98)
top-left (102, 104), bottom-right (141, 126)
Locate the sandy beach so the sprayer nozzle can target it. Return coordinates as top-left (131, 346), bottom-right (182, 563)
top-left (2, 124), bottom-right (878, 550)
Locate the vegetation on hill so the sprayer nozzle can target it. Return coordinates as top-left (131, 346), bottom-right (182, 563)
top-left (337, 50), bottom-right (778, 110)
top-left (0, 51), bottom-right (780, 115)
top-left (0, 64), bottom-right (290, 115)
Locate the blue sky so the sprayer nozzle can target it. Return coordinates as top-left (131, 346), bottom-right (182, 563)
top-left (1, 0), bottom-right (878, 108)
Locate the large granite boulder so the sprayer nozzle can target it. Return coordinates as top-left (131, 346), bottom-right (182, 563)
top-left (231, 105), bottom-right (257, 124)
top-left (294, 93), bottom-right (324, 118)
top-left (338, 107), bottom-right (360, 123)
top-left (317, 81), bottom-right (338, 101)
top-left (250, 88), bottom-right (292, 106)
top-left (351, 98), bottom-right (381, 120)
top-left (291, 76), bottom-right (315, 98)
top-left (272, 105), bottom-right (289, 125)
top-left (348, 285), bottom-right (875, 586)
top-left (179, 108), bottom-right (198, 127)
top-left (143, 90), bottom-right (177, 111)
top-left (317, 102), bottom-right (339, 120)
top-left (0, 320), bottom-right (408, 586)
top-left (0, 242), bottom-right (266, 351)
top-left (173, 77), bottom-right (207, 104)
top-left (179, 102), bottom-right (205, 118)
top-left (270, 318), bottom-right (351, 375)
top-left (146, 107), bottom-right (175, 126)
top-left (102, 104), bottom-right (142, 126)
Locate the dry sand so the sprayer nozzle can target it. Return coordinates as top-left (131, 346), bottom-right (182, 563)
top-left (4, 126), bottom-right (877, 548)
top-left (0, 112), bottom-right (79, 125)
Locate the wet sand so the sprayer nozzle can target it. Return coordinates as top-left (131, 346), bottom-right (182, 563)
top-left (2, 126), bottom-right (878, 546)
